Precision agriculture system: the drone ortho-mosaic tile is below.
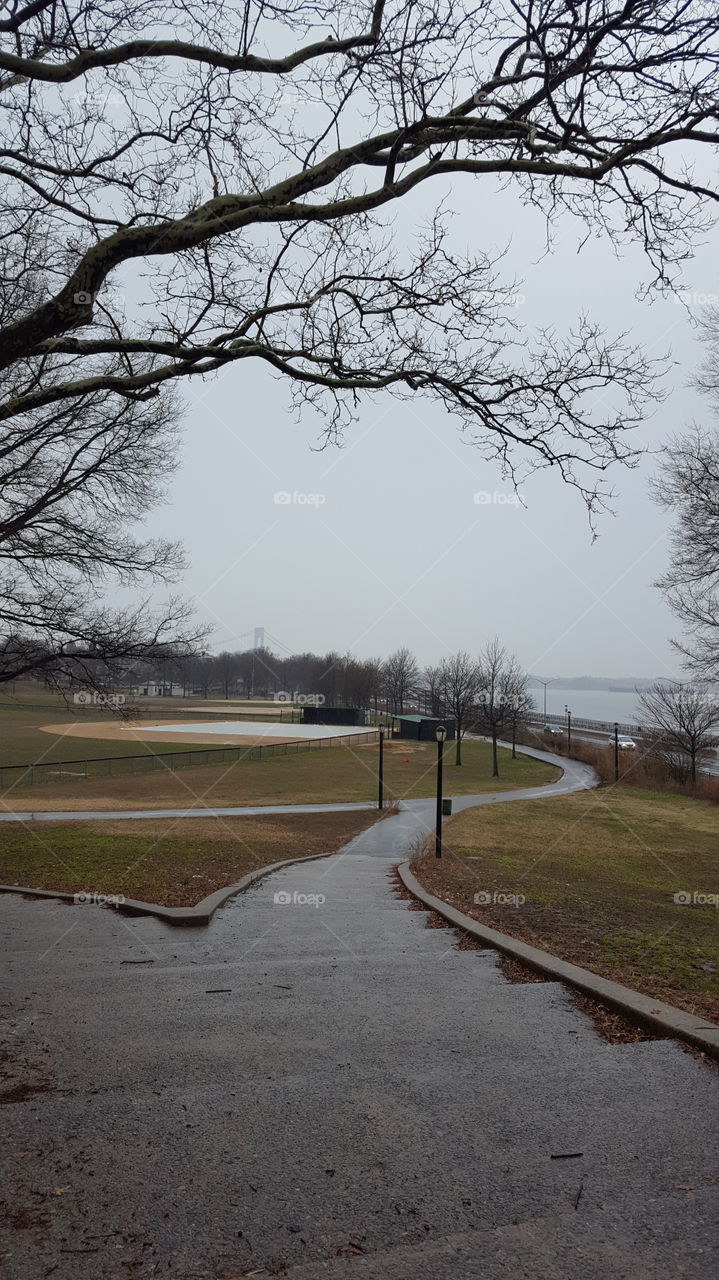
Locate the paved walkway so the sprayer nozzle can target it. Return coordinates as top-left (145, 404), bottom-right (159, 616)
top-left (1, 749), bottom-right (717, 1277)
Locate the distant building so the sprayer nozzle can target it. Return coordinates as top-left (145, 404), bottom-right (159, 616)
top-left (393, 714), bottom-right (456, 741)
top-left (302, 706), bottom-right (366, 727)
top-left (132, 681), bottom-right (183, 697)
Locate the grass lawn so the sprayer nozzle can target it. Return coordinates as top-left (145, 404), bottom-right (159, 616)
top-left (412, 787), bottom-right (719, 1023)
top-left (0, 809), bottom-right (386, 906)
top-left (0, 739), bottom-right (559, 810)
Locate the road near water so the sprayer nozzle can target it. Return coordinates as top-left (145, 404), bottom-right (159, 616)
top-left (1, 748), bottom-right (717, 1279)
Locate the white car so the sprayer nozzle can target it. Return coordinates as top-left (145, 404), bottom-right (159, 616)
top-left (610, 735), bottom-right (636, 749)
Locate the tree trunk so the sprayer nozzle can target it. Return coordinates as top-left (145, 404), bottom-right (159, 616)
top-left (492, 731), bottom-right (499, 777)
top-left (455, 733), bottom-right (462, 766)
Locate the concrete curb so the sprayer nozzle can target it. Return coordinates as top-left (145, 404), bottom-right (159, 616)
top-left (0, 849), bottom-right (340, 926)
top-left (397, 860), bottom-right (719, 1059)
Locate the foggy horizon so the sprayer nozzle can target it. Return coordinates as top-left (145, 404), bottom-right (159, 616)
top-left (142, 178), bottom-right (717, 681)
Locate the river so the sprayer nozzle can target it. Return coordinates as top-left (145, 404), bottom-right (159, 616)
top-left (539, 687), bottom-right (647, 726)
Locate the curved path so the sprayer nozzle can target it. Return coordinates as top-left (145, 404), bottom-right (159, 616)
top-left (0, 742), bottom-right (593, 824)
top-left (2, 747), bottom-right (717, 1279)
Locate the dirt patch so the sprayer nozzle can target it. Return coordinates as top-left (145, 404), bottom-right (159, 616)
top-left (8, 1206), bottom-right (50, 1231)
top-left (38, 720), bottom-right (309, 748)
top-left (0, 1078), bottom-right (56, 1105)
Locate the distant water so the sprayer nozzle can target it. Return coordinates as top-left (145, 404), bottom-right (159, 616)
top-left (540, 687), bottom-right (645, 725)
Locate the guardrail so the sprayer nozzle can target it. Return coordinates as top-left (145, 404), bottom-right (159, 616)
top-left (0, 729), bottom-right (379, 790)
top-left (527, 712), bottom-right (643, 736)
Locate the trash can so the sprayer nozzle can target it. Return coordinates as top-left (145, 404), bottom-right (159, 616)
top-left (442, 798), bottom-right (452, 816)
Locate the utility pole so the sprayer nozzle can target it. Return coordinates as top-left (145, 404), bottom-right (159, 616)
top-left (538, 678), bottom-right (553, 721)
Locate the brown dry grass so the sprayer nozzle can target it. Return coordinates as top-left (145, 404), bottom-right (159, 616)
top-left (0, 808), bottom-right (387, 906)
top-left (518, 723), bottom-right (719, 803)
top-left (0, 739), bottom-right (558, 811)
top-left (388, 868), bottom-right (654, 1045)
top-left (411, 787), bottom-right (719, 1023)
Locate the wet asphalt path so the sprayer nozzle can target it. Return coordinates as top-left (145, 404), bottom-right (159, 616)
top-left (1, 749), bottom-right (717, 1278)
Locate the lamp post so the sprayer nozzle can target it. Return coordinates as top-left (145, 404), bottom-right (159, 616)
top-left (378, 728), bottom-right (384, 810)
top-left (614, 722), bottom-right (619, 782)
top-left (565, 704), bottom-right (572, 750)
top-left (435, 724), bottom-right (447, 859)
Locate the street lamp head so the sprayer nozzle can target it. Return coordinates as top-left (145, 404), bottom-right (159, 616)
top-left (435, 724), bottom-right (447, 743)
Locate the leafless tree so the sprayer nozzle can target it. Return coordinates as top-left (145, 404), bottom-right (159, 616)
top-left (507, 679), bottom-right (535, 758)
top-left (382, 646), bottom-right (419, 714)
top-left (637, 681), bottom-right (719, 787)
top-left (340, 654), bottom-right (383, 709)
top-left (475, 638), bottom-right (525, 776)
top-left (212, 650), bottom-right (241, 699)
top-left (423, 663), bottom-right (447, 718)
top-left (651, 414), bottom-right (719, 677)
top-left (4, 1), bottom-right (719, 677)
top-left (439, 651), bottom-right (480, 765)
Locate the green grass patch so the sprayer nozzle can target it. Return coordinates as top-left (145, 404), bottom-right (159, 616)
top-left (1, 738), bottom-right (559, 808)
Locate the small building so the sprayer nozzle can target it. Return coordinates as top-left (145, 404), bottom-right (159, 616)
top-left (302, 706), bottom-right (364, 726)
top-left (393, 714), bottom-right (456, 741)
top-left (131, 681), bottom-right (183, 698)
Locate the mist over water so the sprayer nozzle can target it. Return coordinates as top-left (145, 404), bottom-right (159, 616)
top-left (541, 688), bottom-right (644, 724)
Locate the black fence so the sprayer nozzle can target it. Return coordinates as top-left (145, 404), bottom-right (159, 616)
top-left (0, 729), bottom-right (379, 791)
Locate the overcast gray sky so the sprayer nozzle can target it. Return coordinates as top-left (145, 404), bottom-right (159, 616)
top-left (142, 173), bottom-right (717, 678)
